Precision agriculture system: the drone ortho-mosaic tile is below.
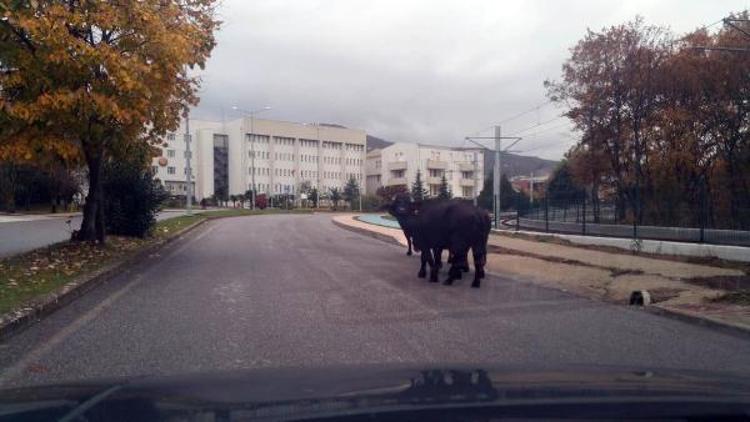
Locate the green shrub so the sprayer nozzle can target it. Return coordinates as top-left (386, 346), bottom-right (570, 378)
top-left (103, 159), bottom-right (168, 237)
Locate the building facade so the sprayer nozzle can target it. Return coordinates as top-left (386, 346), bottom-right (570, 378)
top-left (152, 117), bottom-right (367, 200)
top-left (510, 174), bottom-right (549, 204)
top-left (365, 143), bottom-right (484, 199)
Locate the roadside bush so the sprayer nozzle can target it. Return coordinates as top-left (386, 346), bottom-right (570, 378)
top-left (103, 159), bottom-right (168, 237)
top-left (360, 194), bottom-right (383, 212)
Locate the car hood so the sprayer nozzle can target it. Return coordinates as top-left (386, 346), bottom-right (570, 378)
top-left (2, 364), bottom-right (750, 420)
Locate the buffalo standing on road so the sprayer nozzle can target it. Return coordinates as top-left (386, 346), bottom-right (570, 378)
top-left (388, 194), bottom-right (491, 288)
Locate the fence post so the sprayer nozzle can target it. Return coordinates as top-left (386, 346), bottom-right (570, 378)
top-left (582, 192), bottom-right (587, 235)
top-left (544, 195), bottom-right (549, 233)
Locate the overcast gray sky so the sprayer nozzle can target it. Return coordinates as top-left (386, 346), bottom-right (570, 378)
top-left (193, 0), bottom-right (749, 160)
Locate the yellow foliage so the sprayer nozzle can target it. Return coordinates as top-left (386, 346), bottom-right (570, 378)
top-left (0, 0), bottom-right (220, 165)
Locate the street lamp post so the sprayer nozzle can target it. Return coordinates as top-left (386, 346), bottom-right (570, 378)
top-left (184, 112), bottom-right (193, 216)
top-left (232, 105), bottom-right (271, 209)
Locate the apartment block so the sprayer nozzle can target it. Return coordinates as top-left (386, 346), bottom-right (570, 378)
top-left (365, 143), bottom-right (484, 199)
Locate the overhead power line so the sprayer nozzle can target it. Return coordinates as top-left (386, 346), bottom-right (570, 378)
top-left (518, 121), bottom-right (573, 139)
top-left (465, 100), bottom-right (554, 138)
top-left (496, 100), bottom-right (553, 125)
top-left (507, 115), bottom-right (565, 136)
top-left (518, 138), bottom-right (578, 154)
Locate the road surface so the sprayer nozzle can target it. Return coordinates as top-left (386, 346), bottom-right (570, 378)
top-left (0, 210), bottom-right (189, 258)
top-left (1, 214), bottom-right (749, 388)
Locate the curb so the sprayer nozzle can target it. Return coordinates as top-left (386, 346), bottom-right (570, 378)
top-left (331, 218), bottom-right (403, 247)
top-left (0, 218), bottom-right (209, 341)
top-left (646, 305), bottom-right (750, 338)
top-left (334, 217), bottom-right (750, 337)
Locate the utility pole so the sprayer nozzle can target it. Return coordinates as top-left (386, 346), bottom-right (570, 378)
top-left (232, 105), bottom-right (271, 209)
top-left (473, 150), bottom-right (479, 206)
top-left (465, 126), bottom-right (522, 229)
top-left (493, 125), bottom-right (501, 227)
top-left (529, 171), bottom-right (534, 205)
top-left (184, 113), bottom-right (193, 216)
top-left (250, 115), bottom-right (256, 210)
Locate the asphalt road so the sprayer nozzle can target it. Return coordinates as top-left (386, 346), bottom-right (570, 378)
top-left (0, 210), bottom-right (188, 258)
top-left (1, 214), bottom-right (750, 388)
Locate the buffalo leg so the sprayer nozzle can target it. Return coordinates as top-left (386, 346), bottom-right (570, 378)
top-left (471, 245), bottom-right (487, 288)
top-left (444, 244), bottom-right (470, 286)
top-left (428, 249), bottom-right (439, 283)
top-left (417, 249), bottom-right (428, 278)
top-left (406, 236), bottom-right (413, 256)
top-left (447, 251), bottom-right (469, 272)
top-left (434, 247), bottom-right (443, 270)
top-left (443, 262), bottom-right (463, 285)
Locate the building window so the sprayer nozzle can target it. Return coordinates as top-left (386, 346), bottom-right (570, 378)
top-left (167, 149), bottom-right (175, 158)
top-left (167, 133), bottom-right (176, 141)
top-left (151, 166), bottom-right (158, 174)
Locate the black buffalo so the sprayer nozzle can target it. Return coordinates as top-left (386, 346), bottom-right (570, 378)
top-left (389, 195), bottom-right (416, 256)
top-left (388, 194), bottom-right (491, 288)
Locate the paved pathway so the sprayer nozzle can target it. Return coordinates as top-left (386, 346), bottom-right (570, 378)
top-left (0, 210), bottom-right (191, 258)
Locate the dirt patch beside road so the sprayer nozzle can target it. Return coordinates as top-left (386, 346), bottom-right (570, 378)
top-left (332, 214), bottom-right (750, 333)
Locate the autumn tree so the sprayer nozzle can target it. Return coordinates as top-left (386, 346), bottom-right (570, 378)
top-left (547, 18), bottom-right (671, 223)
top-left (566, 143), bottom-right (607, 222)
top-left (699, 13), bottom-right (750, 226)
top-left (548, 12), bottom-right (750, 229)
top-left (546, 160), bottom-right (584, 204)
top-left (0, 1), bottom-right (219, 242)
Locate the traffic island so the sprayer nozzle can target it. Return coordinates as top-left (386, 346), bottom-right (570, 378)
top-left (332, 214), bottom-right (750, 335)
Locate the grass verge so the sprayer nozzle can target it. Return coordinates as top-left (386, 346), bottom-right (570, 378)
top-left (0, 215), bottom-right (208, 317)
top-left (0, 236), bottom-right (150, 316)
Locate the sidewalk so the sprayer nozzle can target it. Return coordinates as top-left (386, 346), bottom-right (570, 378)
top-left (332, 214), bottom-right (750, 333)
top-left (0, 212), bottom-right (80, 224)
top-left (497, 227), bottom-right (750, 263)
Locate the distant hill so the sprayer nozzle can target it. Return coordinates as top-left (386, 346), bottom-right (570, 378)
top-left (484, 153), bottom-right (558, 179)
top-left (366, 135), bottom-right (393, 152)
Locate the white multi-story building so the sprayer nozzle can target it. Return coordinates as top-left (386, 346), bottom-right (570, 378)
top-left (152, 117), bottom-right (367, 200)
top-left (365, 143), bottom-right (484, 199)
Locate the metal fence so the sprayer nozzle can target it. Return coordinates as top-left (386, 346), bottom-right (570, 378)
top-left (513, 197), bottom-right (750, 247)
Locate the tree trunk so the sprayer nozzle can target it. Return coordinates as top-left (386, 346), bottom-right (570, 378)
top-left (75, 145), bottom-right (106, 243)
